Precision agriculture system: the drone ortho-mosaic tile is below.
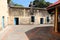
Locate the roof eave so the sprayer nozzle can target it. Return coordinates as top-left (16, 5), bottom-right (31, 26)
top-left (47, 1), bottom-right (60, 10)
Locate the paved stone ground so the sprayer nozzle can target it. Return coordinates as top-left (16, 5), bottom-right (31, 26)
top-left (25, 27), bottom-right (60, 40)
top-left (1, 24), bottom-right (60, 40)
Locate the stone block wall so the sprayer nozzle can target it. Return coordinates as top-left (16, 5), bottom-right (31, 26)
top-left (8, 7), bottom-right (52, 25)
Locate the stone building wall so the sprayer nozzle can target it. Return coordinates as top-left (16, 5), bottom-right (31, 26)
top-left (9, 7), bottom-right (50, 25)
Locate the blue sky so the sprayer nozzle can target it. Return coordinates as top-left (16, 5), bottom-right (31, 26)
top-left (12, 0), bottom-right (57, 7)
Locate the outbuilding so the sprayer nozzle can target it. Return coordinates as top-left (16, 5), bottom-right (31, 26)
top-left (47, 0), bottom-right (60, 32)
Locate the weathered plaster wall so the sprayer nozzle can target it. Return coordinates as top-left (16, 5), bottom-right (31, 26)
top-left (9, 7), bottom-right (50, 25)
top-left (0, 0), bottom-right (9, 29)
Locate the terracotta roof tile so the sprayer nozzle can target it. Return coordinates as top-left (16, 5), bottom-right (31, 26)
top-left (47, 0), bottom-right (60, 8)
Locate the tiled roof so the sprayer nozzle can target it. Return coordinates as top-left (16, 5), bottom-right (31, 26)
top-left (47, 0), bottom-right (60, 8)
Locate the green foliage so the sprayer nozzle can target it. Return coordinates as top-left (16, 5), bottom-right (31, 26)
top-left (7, 0), bottom-right (11, 3)
top-left (29, 0), bottom-right (52, 8)
top-left (45, 2), bottom-right (52, 7)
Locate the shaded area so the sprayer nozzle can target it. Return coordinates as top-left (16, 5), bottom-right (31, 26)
top-left (58, 22), bottom-right (60, 32)
top-left (25, 27), bottom-right (60, 40)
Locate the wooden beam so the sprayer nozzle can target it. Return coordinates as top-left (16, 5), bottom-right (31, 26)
top-left (55, 7), bottom-right (58, 32)
top-left (47, 4), bottom-right (60, 10)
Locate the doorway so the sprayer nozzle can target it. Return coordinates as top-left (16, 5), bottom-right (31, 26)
top-left (40, 18), bottom-right (44, 24)
top-left (14, 18), bottom-right (19, 25)
top-left (2, 16), bottom-right (4, 28)
top-left (31, 16), bottom-right (35, 22)
top-left (47, 17), bottom-right (49, 23)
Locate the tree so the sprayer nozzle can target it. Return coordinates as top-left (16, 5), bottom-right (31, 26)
top-left (46, 2), bottom-right (52, 7)
top-left (7, 0), bottom-right (11, 3)
top-left (29, 0), bottom-right (52, 8)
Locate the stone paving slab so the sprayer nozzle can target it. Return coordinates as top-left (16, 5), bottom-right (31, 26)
top-left (0, 26), bottom-right (13, 40)
top-left (0, 26), bottom-right (29, 40)
top-left (0, 24), bottom-right (54, 40)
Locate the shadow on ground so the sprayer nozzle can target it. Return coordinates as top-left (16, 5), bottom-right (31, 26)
top-left (25, 27), bottom-right (60, 40)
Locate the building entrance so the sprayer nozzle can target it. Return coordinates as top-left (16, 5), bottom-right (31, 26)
top-left (14, 18), bottom-right (19, 25)
top-left (40, 18), bottom-right (44, 24)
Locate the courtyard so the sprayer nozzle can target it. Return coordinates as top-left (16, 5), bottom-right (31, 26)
top-left (0, 0), bottom-right (60, 40)
top-left (0, 24), bottom-right (60, 40)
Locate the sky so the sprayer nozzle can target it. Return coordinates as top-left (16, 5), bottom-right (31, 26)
top-left (12, 0), bottom-right (57, 7)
